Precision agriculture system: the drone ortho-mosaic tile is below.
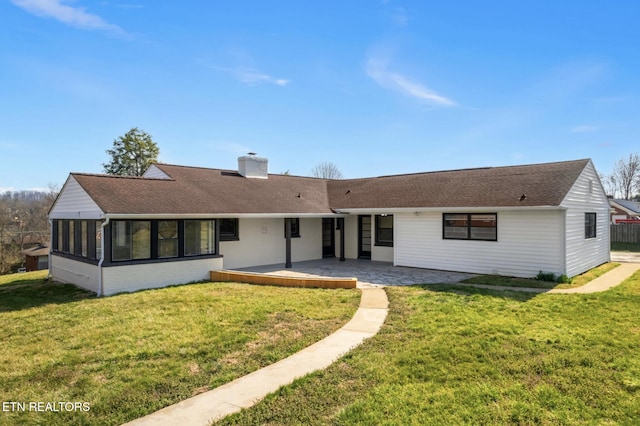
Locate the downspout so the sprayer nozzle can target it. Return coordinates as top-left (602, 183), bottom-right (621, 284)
top-left (561, 210), bottom-right (567, 276)
top-left (97, 217), bottom-right (110, 297)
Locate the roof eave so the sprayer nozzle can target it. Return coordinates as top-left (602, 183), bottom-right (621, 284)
top-left (333, 206), bottom-right (567, 214)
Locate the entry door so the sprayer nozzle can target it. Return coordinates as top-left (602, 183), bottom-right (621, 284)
top-left (322, 218), bottom-right (335, 258)
top-left (358, 215), bottom-right (372, 259)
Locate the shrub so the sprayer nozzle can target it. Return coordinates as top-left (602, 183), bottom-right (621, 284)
top-left (556, 274), bottom-right (572, 284)
top-left (535, 271), bottom-right (556, 282)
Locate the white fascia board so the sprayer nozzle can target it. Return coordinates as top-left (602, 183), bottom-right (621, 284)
top-left (102, 212), bottom-right (347, 220)
top-left (334, 206), bottom-right (566, 214)
top-left (49, 211), bottom-right (105, 220)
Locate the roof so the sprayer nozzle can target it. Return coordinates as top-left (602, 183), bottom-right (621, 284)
top-left (610, 199), bottom-right (640, 214)
top-left (22, 243), bottom-right (49, 257)
top-left (72, 164), bottom-right (333, 215)
top-left (67, 159), bottom-right (591, 216)
top-left (328, 159), bottom-right (590, 209)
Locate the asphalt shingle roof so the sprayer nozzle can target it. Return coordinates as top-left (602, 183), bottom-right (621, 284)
top-left (72, 164), bottom-right (332, 215)
top-left (70, 159), bottom-right (590, 215)
top-left (328, 159), bottom-right (590, 209)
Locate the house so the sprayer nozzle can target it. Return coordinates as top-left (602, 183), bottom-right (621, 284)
top-left (609, 199), bottom-right (640, 224)
top-left (48, 156), bottom-right (610, 296)
top-left (22, 243), bottom-right (49, 271)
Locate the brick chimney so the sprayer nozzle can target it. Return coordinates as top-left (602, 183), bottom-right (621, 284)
top-left (238, 153), bottom-right (268, 179)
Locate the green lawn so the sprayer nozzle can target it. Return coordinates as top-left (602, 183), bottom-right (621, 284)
top-left (0, 272), bottom-right (360, 426)
top-left (220, 273), bottom-right (640, 425)
top-left (612, 242), bottom-right (640, 252)
top-left (461, 262), bottom-right (620, 290)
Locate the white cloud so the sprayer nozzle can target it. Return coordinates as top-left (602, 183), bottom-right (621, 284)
top-left (10, 0), bottom-right (126, 36)
top-left (212, 66), bottom-right (289, 87)
top-left (365, 58), bottom-right (456, 106)
top-left (571, 125), bottom-right (599, 133)
top-left (392, 7), bottom-right (409, 26)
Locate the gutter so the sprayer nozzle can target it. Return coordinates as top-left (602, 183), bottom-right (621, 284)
top-left (97, 217), bottom-right (109, 297)
top-left (334, 206), bottom-right (568, 214)
top-left (98, 212), bottom-right (347, 220)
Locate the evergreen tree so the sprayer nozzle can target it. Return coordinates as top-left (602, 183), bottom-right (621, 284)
top-left (103, 128), bottom-right (159, 176)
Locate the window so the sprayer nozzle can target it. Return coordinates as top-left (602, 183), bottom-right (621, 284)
top-left (443, 213), bottom-right (497, 241)
top-left (158, 220), bottom-right (178, 258)
top-left (585, 213), bottom-right (597, 239)
top-left (112, 221), bottom-right (151, 261)
top-left (68, 220), bottom-right (75, 254)
top-left (56, 220), bottom-right (63, 252)
top-left (80, 221), bottom-right (88, 257)
top-left (284, 218), bottom-right (300, 238)
top-left (375, 214), bottom-right (393, 247)
top-left (184, 220), bottom-right (216, 256)
top-left (219, 218), bottom-right (239, 241)
top-left (95, 221), bottom-right (102, 259)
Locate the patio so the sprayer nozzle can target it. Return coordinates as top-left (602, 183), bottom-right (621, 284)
top-left (233, 258), bottom-right (476, 288)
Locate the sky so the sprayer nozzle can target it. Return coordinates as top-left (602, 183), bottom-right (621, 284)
top-left (1, 1), bottom-right (639, 191)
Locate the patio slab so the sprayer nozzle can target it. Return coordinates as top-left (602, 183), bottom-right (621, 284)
top-left (234, 258), bottom-right (476, 288)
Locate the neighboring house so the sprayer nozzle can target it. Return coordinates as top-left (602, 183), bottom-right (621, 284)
top-left (609, 199), bottom-right (640, 224)
top-left (49, 156), bottom-right (610, 296)
top-left (22, 243), bottom-right (49, 271)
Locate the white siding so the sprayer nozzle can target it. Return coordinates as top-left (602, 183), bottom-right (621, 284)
top-left (395, 210), bottom-right (565, 278)
top-left (102, 257), bottom-right (224, 296)
top-left (560, 161), bottom-right (611, 277)
top-left (49, 176), bottom-right (103, 219)
top-left (372, 245), bottom-right (394, 262)
top-left (143, 165), bottom-right (171, 179)
top-left (219, 218), bottom-right (323, 269)
top-left (50, 254), bottom-right (100, 293)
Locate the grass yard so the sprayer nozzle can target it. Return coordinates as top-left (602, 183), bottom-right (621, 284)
top-left (461, 262), bottom-right (620, 290)
top-left (612, 242), bottom-right (640, 252)
top-left (220, 272), bottom-right (640, 425)
top-left (0, 272), bottom-right (360, 426)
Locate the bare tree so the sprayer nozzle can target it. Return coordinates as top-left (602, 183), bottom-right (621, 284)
top-left (311, 161), bottom-right (343, 179)
top-left (599, 173), bottom-right (618, 198)
top-left (611, 153), bottom-right (640, 200)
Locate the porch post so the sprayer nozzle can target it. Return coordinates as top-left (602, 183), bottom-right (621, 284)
top-left (338, 217), bottom-right (345, 261)
top-left (285, 218), bottom-right (292, 268)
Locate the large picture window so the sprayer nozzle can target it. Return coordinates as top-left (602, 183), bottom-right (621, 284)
top-left (112, 221), bottom-right (151, 261)
top-left (184, 220), bottom-right (216, 256)
top-left (375, 214), bottom-right (393, 247)
top-left (585, 213), bottom-right (597, 239)
top-left (158, 220), bottom-right (178, 258)
top-left (443, 213), bottom-right (497, 241)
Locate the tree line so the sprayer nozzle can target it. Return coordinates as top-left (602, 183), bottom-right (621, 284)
top-left (0, 187), bottom-right (58, 273)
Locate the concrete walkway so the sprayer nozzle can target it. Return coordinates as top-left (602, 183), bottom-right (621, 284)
top-left (438, 262), bottom-right (640, 295)
top-left (548, 262), bottom-right (640, 294)
top-left (611, 251), bottom-right (640, 263)
top-left (123, 288), bottom-right (388, 426)
top-left (123, 261), bottom-right (639, 426)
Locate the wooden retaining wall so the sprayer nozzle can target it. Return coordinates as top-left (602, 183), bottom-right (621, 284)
top-left (210, 270), bottom-right (357, 289)
top-left (611, 224), bottom-right (640, 243)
